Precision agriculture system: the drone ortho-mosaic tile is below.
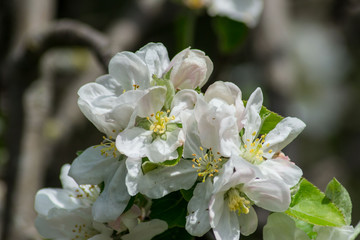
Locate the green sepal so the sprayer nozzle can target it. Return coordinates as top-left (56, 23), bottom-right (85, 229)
top-left (285, 178), bottom-right (346, 227)
top-left (136, 117), bottom-right (151, 130)
top-left (150, 191), bottom-right (188, 228)
top-left (258, 105), bottom-right (284, 135)
top-left (293, 217), bottom-right (317, 239)
top-left (152, 71), bottom-right (175, 111)
top-left (350, 221), bottom-right (360, 240)
top-left (141, 147), bottom-right (183, 174)
top-left (142, 160), bottom-right (160, 174)
top-left (159, 147), bottom-right (183, 167)
top-left (325, 178), bottom-right (352, 225)
top-left (166, 123), bottom-right (178, 132)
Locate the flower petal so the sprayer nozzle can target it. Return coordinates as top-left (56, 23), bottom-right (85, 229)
top-left (92, 160), bottom-right (131, 222)
top-left (135, 42), bottom-right (170, 78)
top-left (108, 51), bottom-right (151, 91)
top-left (126, 158), bottom-right (198, 198)
top-left (208, 0), bottom-right (264, 28)
top-left (243, 178), bottom-right (291, 212)
top-left (69, 146), bottom-right (121, 185)
top-left (262, 117), bottom-right (306, 159)
top-left (259, 157), bottom-right (302, 187)
top-left (116, 127), bottom-right (152, 159)
top-left (121, 219), bottom-right (168, 240)
top-left (186, 179), bottom-right (213, 236)
top-left (212, 200), bottom-right (240, 240)
top-left (135, 86), bottom-right (167, 118)
top-left (238, 205), bottom-right (258, 236)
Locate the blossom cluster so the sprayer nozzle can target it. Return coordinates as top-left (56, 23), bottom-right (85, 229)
top-left (34, 42), bottom-right (306, 240)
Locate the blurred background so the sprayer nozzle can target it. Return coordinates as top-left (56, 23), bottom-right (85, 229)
top-left (1, 0), bottom-right (360, 239)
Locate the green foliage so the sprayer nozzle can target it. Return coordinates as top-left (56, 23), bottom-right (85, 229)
top-left (293, 218), bottom-right (317, 239)
top-left (150, 191), bottom-right (188, 228)
top-left (259, 105), bottom-right (284, 135)
top-left (213, 16), bottom-right (248, 54)
top-left (152, 72), bottom-right (176, 111)
top-left (286, 178), bottom-right (346, 227)
top-left (152, 227), bottom-right (194, 240)
top-left (325, 178), bottom-right (352, 225)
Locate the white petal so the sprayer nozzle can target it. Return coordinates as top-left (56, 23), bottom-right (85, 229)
top-left (238, 205), bottom-right (258, 236)
top-left (212, 200), bottom-right (240, 240)
top-left (126, 158), bottom-right (198, 198)
top-left (135, 42), bottom-right (170, 77)
top-left (34, 189), bottom-right (81, 216)
top-left (108, 51), bottom-right (151, 90)
top-left (209, 192), bottom-right (225, 229)
top-left (69, 146), bottom-right (120, 185)
top-left (182, 113), bottom-right (203, 159)
top-left (121, 219), bottom-right (168, 240)
top-left (259, 157), bottom-right (302, 187)
top-left (88, 234), bottom-right (112, 240)
top-left (263, 213), bottom-right (310, 240)
top-left (186, 179), bottom-right (213, 236)
top-left (92, 160), bottom-right (131, 222)
top-left (219, 116), bottom-right (241, 157)
top-left (314, 225), bottom-right (355, 240)
top-left (243, 178), bottom-right (290, 212)
top-left (262, 117), bottom-right (306, 159)
top-left (242, 88), bottom-right (263, 143)
top-left (208, 0), bottom-right (264, 27)
top-left (116, 127), bottom-right (152, 158)
top-left (170, 89), bottom-right (198, 118)
top-left (204, 81), bottom-right (240, 106)
top-left (135, 86), bottom-right (167, 118)
top-left (146, 129), bottom-right (181, 163)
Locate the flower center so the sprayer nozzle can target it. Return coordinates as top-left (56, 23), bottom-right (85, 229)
top-left (70, 184), bottom-right (100, 205)
top-left (227, 188), bottom-right (251, 215)
top-left (147, 110), bottom-right (175, 135)
top-left (192, 147), bottom-right (222, 182)
top-left (94, 136), bottom-right (118, 158)
top-left (241, 131), bottom-right (272, 165)
top-left (71, 223), bottom-right (98, 240)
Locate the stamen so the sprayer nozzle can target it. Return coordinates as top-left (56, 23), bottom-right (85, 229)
top-left (148, 111), bottom-right (175, 135)
top-left (227, 188), bottom-right (251, 215)
top-left (94, 135), bottom-right (119, 158)
top-left (241, 134), bottom-right (272, 164)
top-left (192, 147), bottom-right (222, 182)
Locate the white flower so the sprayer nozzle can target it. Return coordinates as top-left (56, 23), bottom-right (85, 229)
top-left (34, 164), bottom-right (112, 240)
top-left (233, 87), bottom-right (305, 188)
top-left (69, 146), bottom-right (131, 222)
top-left (166, 47), bottom-right (213, 90)
top-left (116, 89), bottom-right (198, 163)
top-left (263, 213), bottom-right (357, 240)
top-left (193, 81), bottom-right (245, 157)
top-left (183, 0), bottom-right (264, 27)
top-left (186, 155), bottom-right (291, 239)
top-left (77, 42), bottom-right (170, 138)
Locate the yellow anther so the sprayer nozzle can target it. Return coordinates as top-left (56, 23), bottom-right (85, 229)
top-left (252, 131), bottom-right (257, 136)
top-left (268, 149), bottom-right (273, 153)
top-left (227, 188), bottom-right (251, 215)
top-left (192, 147), bottom-right (222, 182)
top-left (199, 146), bottom-right (204, 151)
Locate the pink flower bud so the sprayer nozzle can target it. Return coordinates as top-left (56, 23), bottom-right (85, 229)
top-left (167, 48), bottom-right (213, 90)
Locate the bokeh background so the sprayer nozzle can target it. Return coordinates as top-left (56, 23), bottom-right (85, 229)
top-left (1, 0), bottom-right (360, 239)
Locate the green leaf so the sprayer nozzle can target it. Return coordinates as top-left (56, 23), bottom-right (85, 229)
top-left (152, 227), bottom-right (194, 240)
top-left (286, 178), bottom-right (346, 227)
top-left (150, 191), bottom-right (188, 228)
top-left (259, 105), bottom-right (284, 135)
top-left (293, 218), bottom-right (317, 239)
top-left (325, 178), bottom-right (352, 225)
top-left (212, 16), bottom-right (248, 54)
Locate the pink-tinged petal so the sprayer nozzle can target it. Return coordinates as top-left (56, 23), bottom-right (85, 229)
top-left (243, 178), bottom-right (291, 212)
top-left (116, 127), bottom-right (152, 159)
top-left (238, 205), bottom-right (258, 236)
top-left (262, 117), bottom-right (306, 159)
top-left (186, 179), bottom-right (213, 236)
top-left (259, 157), bottom-right (302, 187)
top-left (108, 51), bottom-right (151, 91)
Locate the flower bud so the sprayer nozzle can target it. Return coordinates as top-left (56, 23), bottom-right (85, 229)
top-left (167, 48), bottom-right (213, 90)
